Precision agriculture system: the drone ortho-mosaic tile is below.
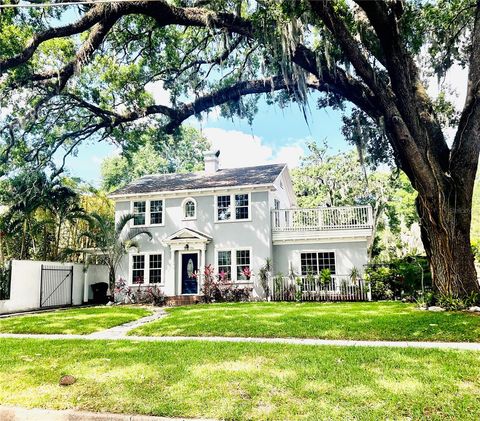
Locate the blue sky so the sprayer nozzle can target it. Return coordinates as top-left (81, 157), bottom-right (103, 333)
top-left (66, 93), bottom-right (351, 186)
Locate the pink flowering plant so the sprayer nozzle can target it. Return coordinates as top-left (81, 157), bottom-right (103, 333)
top-left (200, 265), bottom-right (252, 303)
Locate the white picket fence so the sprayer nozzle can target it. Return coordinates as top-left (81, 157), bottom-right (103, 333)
top-left (269, 275), bottom-right (370, 302)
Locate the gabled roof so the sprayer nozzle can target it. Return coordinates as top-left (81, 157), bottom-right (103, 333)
top-left (109, 163), bottom-right (286, 197)
top-left (165, 227), bottom-right (212, 242)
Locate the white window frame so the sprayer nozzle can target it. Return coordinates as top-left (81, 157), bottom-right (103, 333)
top-left (299, 250), bottom-right (337, 276)
top-left (235, 248), bottom-right (252, 281)
top-left (131, 200), bottom-right (147, 227)
top-left (130, 199), bottom-right (165, 227)
top-left (215, 247), bottom-right (253, 282)
top-left (149, 199), bottom-right (165, 227)
top-left (181, 197), bottom-right (197, 221)
top-left (129, 251), bottom-right (165, 286)
top-left (214, 192), bottom-right (251, 223)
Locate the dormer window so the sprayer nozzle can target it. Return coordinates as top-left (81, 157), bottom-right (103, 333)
top-left (182, 198), bottom-right (197, 220)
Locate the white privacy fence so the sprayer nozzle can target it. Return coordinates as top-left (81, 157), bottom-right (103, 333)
top-left (0, 260), bottom-right (109, 315)
top-left (272, 206), bottom-right (373, 232)
top-left (269, 275), bottom-right (371, 302)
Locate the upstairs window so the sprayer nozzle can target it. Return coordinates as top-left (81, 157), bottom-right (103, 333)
top-left (216, 193), bottom-right (250, 222)
top-left (183, 198), bottom-right (197, 220)
top-left (150, 200), bottom-right (163, 225)
top-left (300, 252), bottom-right (336, 276)
top-left (217, 195), bottom-right (231, 221)
top-left (133, 201), bottom-right (146, 226)
top-left (235, 194), bottom-right (249, 220)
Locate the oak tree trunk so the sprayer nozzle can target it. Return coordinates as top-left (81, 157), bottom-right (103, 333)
top-left (417, 190), bottom-right (479, 298)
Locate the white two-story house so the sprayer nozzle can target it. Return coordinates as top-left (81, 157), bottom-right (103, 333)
top-left (109, 150), bottom-right (373, 300)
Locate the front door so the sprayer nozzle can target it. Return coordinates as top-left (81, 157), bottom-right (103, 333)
top-left (181, 253), bottom-right (198, 294)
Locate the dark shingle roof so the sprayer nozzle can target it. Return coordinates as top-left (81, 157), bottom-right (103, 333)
top-left (109, 163), bottom-right (286, 196)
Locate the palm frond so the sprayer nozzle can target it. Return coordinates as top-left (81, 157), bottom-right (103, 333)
top-left (116, 213), bottom-right (135, 236)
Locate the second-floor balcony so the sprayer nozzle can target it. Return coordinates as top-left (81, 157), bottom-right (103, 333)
top-left (271, 206), bottom-right (374, 243)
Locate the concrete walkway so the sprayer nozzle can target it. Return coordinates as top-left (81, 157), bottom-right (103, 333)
top-left (0, 406), bottom-right (213, 421)
top-left (88, 307), bottom-right (166, 339)
top-left (1, 331), bottom-right (480, 350)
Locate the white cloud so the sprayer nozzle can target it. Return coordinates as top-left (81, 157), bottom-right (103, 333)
top-left (202, 127), bottom-right (304, 169)
top-left (145, 81), bottom-right (172, 106)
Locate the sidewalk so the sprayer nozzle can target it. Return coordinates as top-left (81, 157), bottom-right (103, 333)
top-left (1, 331), bottom-right (480, 350)
top-left (0, 406), bottom-right (213, 421)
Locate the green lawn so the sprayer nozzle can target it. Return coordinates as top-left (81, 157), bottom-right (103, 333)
top-left (130, 301), bottom-right (480, 342)
top-left (0, 306), bottom-right (151, 335)
top-left (0, 338), bottom-right (479, 420)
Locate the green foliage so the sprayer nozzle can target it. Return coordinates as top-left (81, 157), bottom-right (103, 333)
top-left (473, 240), bottom-right (480, 262)
top-left (319, 268), bottom-right (332, 285)
top-left (365, 256), bottom-right (432, 301)
top-left (0, 170), bottom-right (100, 263)
top-left (0, 262), bottom-right (11, 300)
top-left (81, 212), bottom-right (152, 290)
top-left (101, 126), bottom-right (209, 192)
top-left (436, 292), bottom-right (479, 311)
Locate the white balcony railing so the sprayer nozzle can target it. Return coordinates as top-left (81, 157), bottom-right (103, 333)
top-left (271, 206), bottom-right (373, 232)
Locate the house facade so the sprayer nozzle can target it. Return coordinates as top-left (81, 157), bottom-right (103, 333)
top-left (110, 151), bottom-right (373, 299)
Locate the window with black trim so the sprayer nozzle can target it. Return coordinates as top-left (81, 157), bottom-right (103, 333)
top-left (217, 250), bottom-right (232, 280)
top-left (133, 201), bottom-right (146, 226)
top-left (132, 255), bottom-right (145, 284)
top-left (150, 200), bottom-right (163, 225)
top-left (149, 254), bottom-right (162, 284)
top-left (300, 252), bottom-right (336, 275)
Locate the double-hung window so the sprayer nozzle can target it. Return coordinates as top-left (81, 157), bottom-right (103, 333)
top-left (216, 193), bottom-right (250, 222)
top-left (150, 200), bottom-right (163, 225)
top-left (236, 249), bottom-right (251, 280)
top-left (133, 201), bottom-right (146, 226)
top-left (149, 254), bottom-right (163, 284)
top-left (235, 194), bottom-right (249, 220)
top-left (300, 252), bottom-right (336, 276)
top-left (217, 195), bottom-right (231, 221)
top-left (132, 255), bottom-right (146, 284)
top-left (131, 200), bottom-right (164, 226)
top-left (217, 250), bottom-right (232, 280)
top-left (131, 253), bottom-right (163, 284)
top-left (216, 249), bottom-right (252, 281)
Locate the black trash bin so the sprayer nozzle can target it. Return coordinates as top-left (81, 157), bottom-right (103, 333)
top-left (90, 282), bottom-right (109, 304)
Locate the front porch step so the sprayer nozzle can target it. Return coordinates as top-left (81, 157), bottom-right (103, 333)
top-left (166, 295), bottom-right (202, 307)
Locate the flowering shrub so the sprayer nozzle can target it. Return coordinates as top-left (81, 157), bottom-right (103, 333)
top-left (136, 285), bottom-right (166, 306)
top-left (114, 277), bottom-right (166, 306)
top-left (115, 278), bottom-right (134, 303)
top-left (200, 264), bottom-right (252, 303)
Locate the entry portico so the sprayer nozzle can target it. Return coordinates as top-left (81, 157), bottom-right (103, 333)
top-left (163, 228), bottom-right (212, 295)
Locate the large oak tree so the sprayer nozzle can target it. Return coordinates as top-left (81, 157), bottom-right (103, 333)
top-left (1, 0), bottom-right (479, 297)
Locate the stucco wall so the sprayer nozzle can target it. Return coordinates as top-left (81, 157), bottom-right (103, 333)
top-left (115, 191), bottom-right (272, 297)
top-left (272, 240), bottom-right (369, 277)
top-left (0, 260), bottom-right (108, 314)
